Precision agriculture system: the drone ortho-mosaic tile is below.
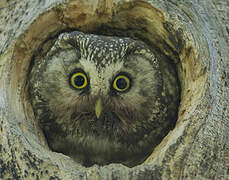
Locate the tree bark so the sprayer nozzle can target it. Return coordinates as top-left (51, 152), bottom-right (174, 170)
top-left (0, 0), bottom-right (228, 179)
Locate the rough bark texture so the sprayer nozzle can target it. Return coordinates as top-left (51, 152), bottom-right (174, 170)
top-left (0, 0), bottom-right (228, 179)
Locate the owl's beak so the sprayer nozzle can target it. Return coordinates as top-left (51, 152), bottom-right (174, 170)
top-left (95, 97), bottom-right (103, 119)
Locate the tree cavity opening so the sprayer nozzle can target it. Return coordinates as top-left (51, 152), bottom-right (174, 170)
top-left (7, 0), bottom-right (205, 170)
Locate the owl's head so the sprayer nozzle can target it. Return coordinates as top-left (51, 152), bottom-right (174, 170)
top-left (29, 31), bottom-right (179, 166)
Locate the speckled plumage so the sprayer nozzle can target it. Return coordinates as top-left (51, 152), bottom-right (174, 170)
top-left (28, 31), bottom-right (179, 167)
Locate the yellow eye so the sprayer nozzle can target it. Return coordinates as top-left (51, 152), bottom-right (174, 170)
top-left (113, 74), bottom-right (131, 92)
top-left (70, 72), bottom-right (88, 89)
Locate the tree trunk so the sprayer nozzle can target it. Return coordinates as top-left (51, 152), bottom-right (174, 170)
top-left (0, 0), bottom-right (228, 179)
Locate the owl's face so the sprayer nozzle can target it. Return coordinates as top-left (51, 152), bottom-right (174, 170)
top-left (29, 31), bottom-right (178, 166)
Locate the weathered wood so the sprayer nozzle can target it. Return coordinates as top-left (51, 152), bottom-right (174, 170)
top-left (0, 0), bottom-right (228, 179)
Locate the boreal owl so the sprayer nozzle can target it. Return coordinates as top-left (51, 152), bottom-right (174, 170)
top-left (28, 31), bottom-right (179, 167)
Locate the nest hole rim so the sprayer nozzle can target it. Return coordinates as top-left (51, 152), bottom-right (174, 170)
top-left (5, 0), bottom-right (207, 170)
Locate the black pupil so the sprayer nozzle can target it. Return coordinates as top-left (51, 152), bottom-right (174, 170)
top-left (116, 78), bottom-right (127, 90)
top-left (74, 75), bottom-right (85, 87)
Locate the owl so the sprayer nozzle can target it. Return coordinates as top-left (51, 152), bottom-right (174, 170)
top-left (28, 31), bottom-right (179, 167)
